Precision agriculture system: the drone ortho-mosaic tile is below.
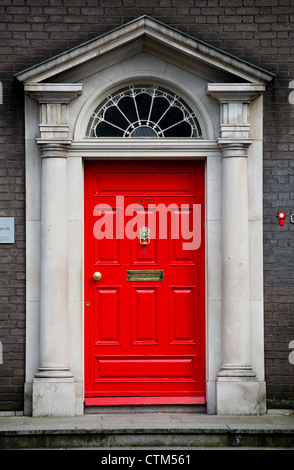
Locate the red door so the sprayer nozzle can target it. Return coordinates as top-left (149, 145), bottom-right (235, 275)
top-left (84, 160), bottom-right (205, 405)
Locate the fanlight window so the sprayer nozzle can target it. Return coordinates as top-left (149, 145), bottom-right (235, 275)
top-left (86, 85), bottom-right (202, 138)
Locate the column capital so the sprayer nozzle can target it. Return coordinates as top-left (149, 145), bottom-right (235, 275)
top-left (217, 138), bottom-right (253, 157)
top-left (25, 83), bottom-right (82, 142)
top-left (206, 83), bottom-right (265, 102)
top-left (37, 141), bottom-right (70, 158)
top-left (207, 83), bottom-right (265, 140)
top-left (25, 83), bottom-right (83, 103)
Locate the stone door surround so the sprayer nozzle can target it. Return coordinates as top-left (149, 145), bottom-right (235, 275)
top-left (16, 16), bottom-right (274, 416)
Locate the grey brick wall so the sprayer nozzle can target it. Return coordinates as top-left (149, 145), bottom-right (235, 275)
top-left (0, 0), bottom-right (293, 411)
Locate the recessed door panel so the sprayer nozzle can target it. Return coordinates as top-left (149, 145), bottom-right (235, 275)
top-left (93, 209), bottom-right (120, 265)
top-left (94, 287), bottom-right (120, 345)
top-left (94, 356), bottom-right (197, 382)
top-left (169, 287), bottom-right (196, 345)
top-left (131, 287), bottom-right (158, 345)
top-left (169, 208), bottom-right (197, 265)
top-left (94, 169), bottom-right (196, 195)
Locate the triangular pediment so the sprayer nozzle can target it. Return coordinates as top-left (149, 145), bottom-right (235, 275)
top-left (16, 16), bottom-right (274, 85)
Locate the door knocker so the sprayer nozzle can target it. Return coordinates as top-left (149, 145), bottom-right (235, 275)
top-left (139, 227), bottom-right (150, 245)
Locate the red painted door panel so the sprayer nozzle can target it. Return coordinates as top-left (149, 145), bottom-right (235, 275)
top-left (84, 160), bottom-right (205, 405)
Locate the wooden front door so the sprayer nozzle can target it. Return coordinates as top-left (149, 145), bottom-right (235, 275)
top-left (84, 160), bottom-right (205, 405)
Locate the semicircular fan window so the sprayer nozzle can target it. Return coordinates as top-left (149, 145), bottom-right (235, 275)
top-left (86, 85), bottom-right (202, 138)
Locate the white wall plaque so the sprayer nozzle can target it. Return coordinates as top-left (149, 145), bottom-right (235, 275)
top-left (0, 217), bottom-right (15, 243)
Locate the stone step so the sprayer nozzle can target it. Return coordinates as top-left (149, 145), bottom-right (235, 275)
top-left (0, 411), bottom-right (293, 450)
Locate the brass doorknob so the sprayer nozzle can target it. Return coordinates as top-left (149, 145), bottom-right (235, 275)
top-left (93, 272), bottom-right (102, 281)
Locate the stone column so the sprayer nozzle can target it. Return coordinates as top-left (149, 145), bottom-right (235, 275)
top-left (207, 84), bottom-right (266, 414)
top-left (25, 84), bottom-right (82, 416)
top-left (218, 140), bottom-right (254, 377)
top-left (37, 144), bottom-right (70, 375)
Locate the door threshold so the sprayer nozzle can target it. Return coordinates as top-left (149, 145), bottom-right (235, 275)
top-left (84, 396), bottom-right (206, 413)
top-left (84, 404), bottom-right (206, 414)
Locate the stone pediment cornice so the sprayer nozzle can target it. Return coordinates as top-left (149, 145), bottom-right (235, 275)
top-left (15, 16), bottom-right (275, 86)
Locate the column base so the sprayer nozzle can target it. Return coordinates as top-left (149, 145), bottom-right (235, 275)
top-left (34, 367), bottom-right (74, 379)
top-left (216, 379), bottom-right (266, 415)
top-left (32, 376), bottom-right (76, 417)
top-left (218, 364), bottom-right (256, 378)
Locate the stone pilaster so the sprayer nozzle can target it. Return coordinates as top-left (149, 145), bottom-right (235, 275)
top-left (207, 84), bottom-right (266, 414)
top-left (25, 84), bottom-right (82, 416)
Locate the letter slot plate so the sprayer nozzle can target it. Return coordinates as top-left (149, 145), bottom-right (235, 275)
top-left (127, 270), bottom-right (164, 282)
